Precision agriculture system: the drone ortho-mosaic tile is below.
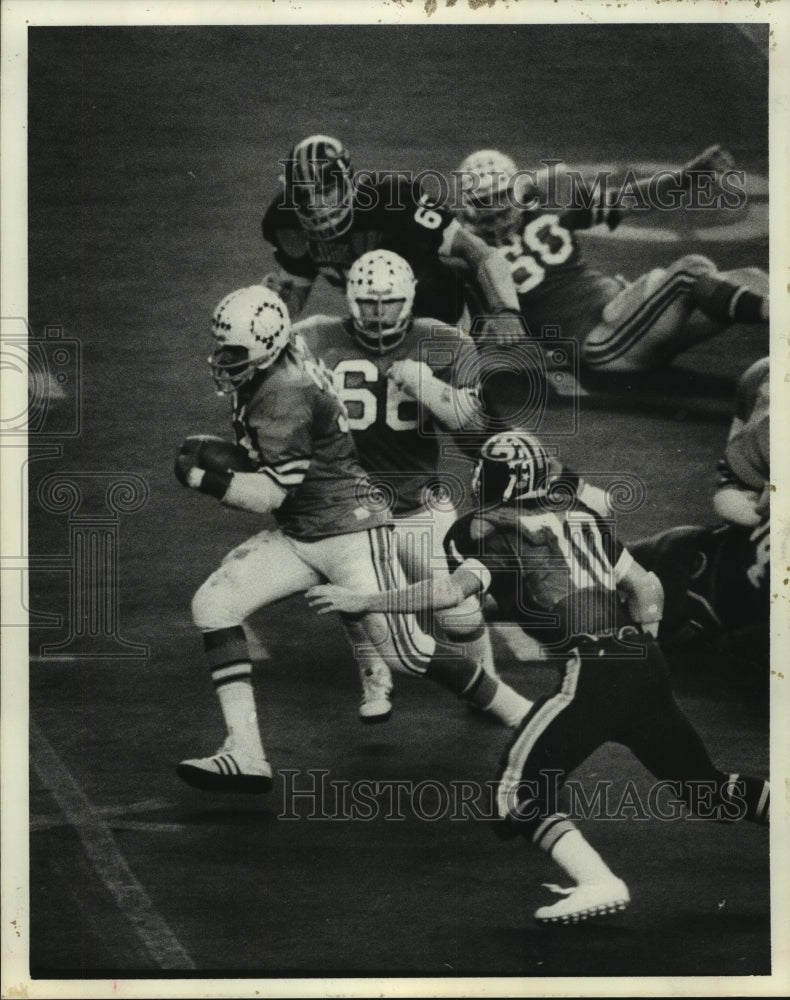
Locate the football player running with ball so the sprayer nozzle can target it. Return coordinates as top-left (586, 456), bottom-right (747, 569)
top-left (295, 249), bottom-right (531, 726)
top-left (174, 286), bottom-right (529, 792)
top-left (456, 148), bottom-right (768, 370)
top-left (307, 431), bottom-right (769, 925)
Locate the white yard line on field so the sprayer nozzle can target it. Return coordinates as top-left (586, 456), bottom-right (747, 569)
top-left (29, 720), bottom-right (196, 970)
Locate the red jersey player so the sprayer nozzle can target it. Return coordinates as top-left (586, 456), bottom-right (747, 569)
top-left (295, 250), bottom-right (531, 726)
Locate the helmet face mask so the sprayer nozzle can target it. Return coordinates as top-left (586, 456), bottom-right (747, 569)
top-left (208, 286), bottom-right (291, 394)
top-left (286, 134), bottom-right (354, 240)
top-left (457, 149), bottom-right (523, 246)
top-left (472, 431), bottom-right (551, 507)
top-left (346, 250), bottom-right (416, 354)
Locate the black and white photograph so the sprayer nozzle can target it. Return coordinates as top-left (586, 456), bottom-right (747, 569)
top-left (2, 0), bottom-right (788, 996)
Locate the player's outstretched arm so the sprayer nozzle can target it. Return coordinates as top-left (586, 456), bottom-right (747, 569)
top-left (306, 566), bottom-right (483, 616)
top-left (444, 223), bottom-right (524, 344)
top-left (613, 144), bottom-right (736, 213)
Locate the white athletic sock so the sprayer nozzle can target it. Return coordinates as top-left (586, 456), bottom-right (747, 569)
top-left (216, 680), bottom-right (266, 759)
top-left (550, 829), bottom-right (619, 886)
top-left (482, 683), bottom-right (533, 727)
top-left (469, 631), bottom-right (501, 678)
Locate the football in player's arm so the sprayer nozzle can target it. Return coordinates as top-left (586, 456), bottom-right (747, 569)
top-left (174, 284), bottom-right (442, 792)
top-left (307, 430), bottom-right (769, 927)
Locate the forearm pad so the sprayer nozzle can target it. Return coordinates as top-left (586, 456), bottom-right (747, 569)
top-left (222, 471), bottom-right (287, 515)
top-left (419, 376), bottom-right (485, 431)
top-left (474, 250), bottom-right (520, 313)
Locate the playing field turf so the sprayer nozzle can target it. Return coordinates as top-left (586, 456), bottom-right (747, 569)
top-left (24, 21), bottom-right (771, 981)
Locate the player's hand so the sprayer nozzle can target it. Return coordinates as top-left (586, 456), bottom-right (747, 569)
top-left (387, 359), bottom-right (433, 397)
top-left (682, 144), bottom-right (736, 178)
top-left (476, 312), bottom-right (527, 347)
top-left (306, 584), bottom-right (370, 616)
top-left (174, 449), bottom-right (206, 490)
top-left (683, 144), bottom-right (735, 173)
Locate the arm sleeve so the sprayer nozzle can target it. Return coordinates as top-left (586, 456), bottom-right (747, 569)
top-left (445, 523), bottom-right (524, 617)
top-left (261, 202), bottom-right (319, 281)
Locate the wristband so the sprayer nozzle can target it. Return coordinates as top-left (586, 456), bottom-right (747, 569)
top-left (199, 468), bottom-right (233, 500)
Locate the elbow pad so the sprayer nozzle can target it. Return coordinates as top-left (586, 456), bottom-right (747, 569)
top-left (630, 570), bottom-right (664, 626)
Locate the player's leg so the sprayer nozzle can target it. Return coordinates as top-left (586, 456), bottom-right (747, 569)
top-left (394, 502), bottom-right (499, 669)
top-left (494, 652), bottom-right (629, 924)
top-left (616, 638), bottom-right (769, 825)
top-left (302, 524), bottom-right (531, 726)
top-left (392, 512), bottom-right (532, 726)
top-left (582, 255), bottom-right (719, 372)
top-left (289, 527), bottom-right (433, 723)
top-left (337, 615), bottom-right (395, 724)
top-left (685, 265), bottom-right (769, 344)
top-left (179, 529), bottom-right (320, 792)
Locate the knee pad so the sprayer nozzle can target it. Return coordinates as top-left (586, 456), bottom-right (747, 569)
top-left (438, 596), bottom-right (484, 640)
top-left (191, 575), bottom-right (246, 631)
top-left (672, 253), bottom-right (717, 278)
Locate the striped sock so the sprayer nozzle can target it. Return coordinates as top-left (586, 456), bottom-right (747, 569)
top-left (203, 626), bottom-right (266, 758)
top-left (693, 275), bottom-right (767, 324)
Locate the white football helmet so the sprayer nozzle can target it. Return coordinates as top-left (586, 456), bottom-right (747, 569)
top-left (209, 286), bottom-right (291, 394)
top-left (346, 251), bottom-right (416, 353)
top-left (284, 134), bottom-right (355, 240)
top-left (457, 149), bottom-right (523, 245)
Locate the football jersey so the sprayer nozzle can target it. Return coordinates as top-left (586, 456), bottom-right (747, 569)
top-left (230, 334), bottom-right (389, 540)
top-left (262, 175), bottom-right (467, 322)
top-left (631, 522), bottom-right (769, 643)
top-left (721, 356), bottom-right (769, 491)
top-left (295, 314), bottom-right (480, 515)
top-left (444, 499), bottom-right (635, 649)
top-left (492, 205), bottom-right (623, 341)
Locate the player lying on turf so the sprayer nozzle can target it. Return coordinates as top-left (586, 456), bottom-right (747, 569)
top-left (455, 147), bottom-right (768, 370)
top-left (307, 430), bottom-right (770, 925)
top-left (294, 248), bottom-right (530, 724)
top-left (173, 287), bottom-right (533, 793)
top-left (631, 356), bottom-right (769, 648)
top-left (260, 133), bottom-right (523, 343)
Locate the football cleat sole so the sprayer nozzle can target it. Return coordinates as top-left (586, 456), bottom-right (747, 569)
top-left (534, 879), bottom-right (630, 926)
top-left (535, 897), bottom-right (630, 926)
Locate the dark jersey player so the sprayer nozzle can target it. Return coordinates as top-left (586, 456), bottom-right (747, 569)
top-left (261, 134), bottom-right (522, 330)
top-left (631, 357), bottom-right (770, 648)
top-left (307, 430), bottom-right (770, 926)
